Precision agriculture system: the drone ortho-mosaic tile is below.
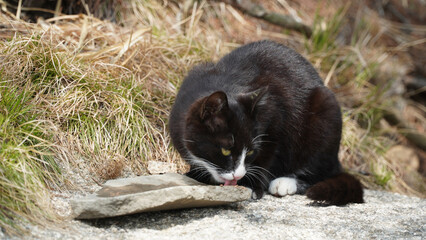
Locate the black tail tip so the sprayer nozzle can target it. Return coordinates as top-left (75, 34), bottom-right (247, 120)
top-left (306, 173), bottom-right (364, 206)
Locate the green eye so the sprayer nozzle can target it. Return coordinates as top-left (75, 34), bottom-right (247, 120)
top-left (221, 148), bottom-right (231, 156)
top-left (247, 150), bottom-right (254, 156)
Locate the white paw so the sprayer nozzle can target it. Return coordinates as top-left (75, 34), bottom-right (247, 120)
top-left (251, 191), bottom-right (259, 200)
top-left (269, 177), bottom-right (297, 196)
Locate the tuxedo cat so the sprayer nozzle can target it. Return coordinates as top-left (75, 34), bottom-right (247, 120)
top-left (169, 40), bottom-right (363, 205)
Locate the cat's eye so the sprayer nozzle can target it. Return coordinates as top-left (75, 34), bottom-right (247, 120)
top-left (221, 148), bottom-right (231, 156)
top-left (247, 150), bottom-right (254, 156)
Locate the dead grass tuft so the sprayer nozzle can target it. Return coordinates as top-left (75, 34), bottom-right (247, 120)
top-left (93, 153), bottom-right (125, 180)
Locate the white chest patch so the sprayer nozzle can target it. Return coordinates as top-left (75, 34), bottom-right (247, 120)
top-left (269, 177), bottom-right (297, 196)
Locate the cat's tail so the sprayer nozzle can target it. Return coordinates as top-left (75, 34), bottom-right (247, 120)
top-left (306, 172), bottom-right (364, 205)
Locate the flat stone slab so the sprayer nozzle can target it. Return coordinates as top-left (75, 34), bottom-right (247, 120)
top-left (70, 173), bottom-right (252, 219)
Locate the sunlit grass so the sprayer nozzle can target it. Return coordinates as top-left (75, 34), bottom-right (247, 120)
top-left (0, 1), bottom-right (216, 233)
top-left (0, 84), bottom-right (58, 234)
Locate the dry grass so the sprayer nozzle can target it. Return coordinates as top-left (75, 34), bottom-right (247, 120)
top-left (0, 0), bottom-right (425, 235)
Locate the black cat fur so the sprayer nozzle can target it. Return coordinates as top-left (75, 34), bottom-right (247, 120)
top-left (169, 40), bottom-right (363, 205)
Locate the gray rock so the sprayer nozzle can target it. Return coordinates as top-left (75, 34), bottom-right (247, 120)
top-left (18, 189), bottom-right (425, 240)
top-left (70, 173), bottom-right (252, 219)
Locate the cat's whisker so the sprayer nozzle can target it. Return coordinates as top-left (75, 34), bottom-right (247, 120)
top-left (190, 166), bottom-right (207, 173)
top-left (193, 171), bottom-right (206, 179)
top-left (196, 171), bottom-right (210, 179)
top-left (243, 173), bottom-right (255, 189)
top-left (246, 171), bottom-right (268, 189)
top-left (249, 171), bottom-right (269, 187)
top-left (248, 165), bottom-right (276, 178)
top-left (252, 134), bottom-right (270, 148)
top-left (207, 161), bottom-right (220, 169)
top-left (192, 155), bottom-right (220, 169)
top-left (248, 168), bottom-right (266, 178)
top-left (191, 168), bottom-right (206, 174)
top-left (247, 166), bottom-right (272, 189)
top-left (252, 139), bottom-right (274, 148)
top-left (254, 139), bottom-right (272, 145)
top-left (189, 166), bottom-right (206, 174)
top-left (187, 155), bottom-right (220, 170)
top-left (246, 166), bottom-right (268, 181)
top-left (251, 134), bottom-right (268, 144)
top-left (190, 166), bottom-right (211, 180)
top-left (190, 164), bottom-right (214, 175)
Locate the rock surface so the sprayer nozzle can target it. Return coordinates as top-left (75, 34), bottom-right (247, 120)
top-left (7, 189), bottom-right (424, 239)
top-left (70, 173), bottom-right (252, 219)
top-left (22, 190), bottom-right (425, 240)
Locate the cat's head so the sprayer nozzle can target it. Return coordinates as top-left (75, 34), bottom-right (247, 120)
top-left (183, 88), bottom-right (268, 185)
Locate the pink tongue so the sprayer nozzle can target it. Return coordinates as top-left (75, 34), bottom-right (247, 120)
top-left (224, 179), bottom-right (238, 186)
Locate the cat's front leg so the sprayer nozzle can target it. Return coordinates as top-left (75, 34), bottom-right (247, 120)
top-left (268, 176), bottom-right (309, 196)
top-left (238, 177), bottom-right (266, 200)
top-left (239, 183), bottom-right (265, 200)
top-left (251, 186), bottom-right (265, 200)
top-left (268, 177), bottom-right (297, 196)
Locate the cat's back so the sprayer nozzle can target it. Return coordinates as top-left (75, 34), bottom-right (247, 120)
top-left (218, 40), bottom-right (296, 67)
top-left (217, 40), bottom-right (323, 87)
top-left (178, 41), bottom-right (321, 95)
top-left (172, 41), bottom-right (323, 115)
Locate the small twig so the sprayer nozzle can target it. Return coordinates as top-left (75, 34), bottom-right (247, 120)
top-left (16, 0), bottom-right (22, 19)
top-left (54, 0), bottom-right (62, 20)
top-left (218, 0), bottom-right (312, 37)
top-left (0, 0), bottom-right (18, 19)
top-left (1, 1), bottom-right (58, 15)
top-left (81, 0), bottom-right (92, 17)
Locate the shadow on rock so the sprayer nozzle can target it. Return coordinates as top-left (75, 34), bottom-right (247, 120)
top-left (80, 203), bottom-right (243, 230)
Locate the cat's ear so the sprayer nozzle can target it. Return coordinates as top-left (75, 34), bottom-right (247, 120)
top-left (238, 86), bottom-right (268, 114)
top-left (200, 91), bottom-right (228, 120)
